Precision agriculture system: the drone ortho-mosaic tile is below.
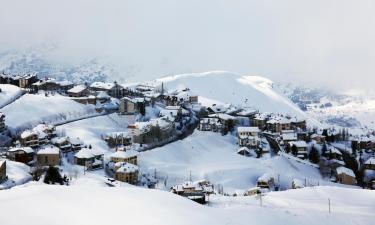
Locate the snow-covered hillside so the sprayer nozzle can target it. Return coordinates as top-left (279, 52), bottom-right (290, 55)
top-left (0, 184), bottom-right (373, 225)
top-left (140, 131), bottom-right (330, 193)
top-left (146, 71), bottom-right (319, 126)
top-left (0, 160), bottom-right (32, 190)
top-left (2, 93), bottom-right (97, 132)
top-left (0, 84), bottom-right (23, 108)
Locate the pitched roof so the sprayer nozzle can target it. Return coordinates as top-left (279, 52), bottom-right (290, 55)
top-left (365, 157), bottom-right (375, 165)
top-left (336, 166), bottom-right (355, 177)
top-left (75, 148), bottom-right (95, 159)
top-left (110, 150), bottom-right (139, 159)
top-left (37, 146), bottom-right (60, 155)
top-left (116, 162), bottom-right (139, 173)
top-left (237, 127), bottom-right (260, 133)
top-left (68, 85), bottom-right (87, 94)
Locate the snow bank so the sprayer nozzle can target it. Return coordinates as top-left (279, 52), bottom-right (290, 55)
top-left (0, 160), bottom-right (32, 190)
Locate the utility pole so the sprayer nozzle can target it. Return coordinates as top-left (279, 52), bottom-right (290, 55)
top-left (328, 198), bottom-right (331, 213)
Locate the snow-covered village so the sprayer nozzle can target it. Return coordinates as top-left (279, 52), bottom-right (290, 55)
top-left (0, 1), bottom-right (375, 225)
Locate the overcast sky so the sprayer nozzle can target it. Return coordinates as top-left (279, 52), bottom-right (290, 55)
top-left (0, 0), bottom-right (374, 91)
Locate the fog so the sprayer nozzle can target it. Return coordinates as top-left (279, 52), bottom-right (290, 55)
top-left (1, 0), bottom-right (375, 90)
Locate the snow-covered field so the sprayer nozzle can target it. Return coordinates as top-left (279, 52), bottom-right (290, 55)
top-left (0, 184), bottom-right (373, 225)
top-left (0, 160), bottom-right (32, 190)
top-left (139, 131), bottom-right (330, 193)
top-left (0, 84), bottom-right (23, 108)
top-left (2, 93), bottom-right (98, 132)
top-left (57, 113), bottom-right (134, 154)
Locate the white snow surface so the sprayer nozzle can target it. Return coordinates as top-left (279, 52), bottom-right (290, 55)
top-left (0, 184), bottom-right (373, 225)
top-left (139, 131), bottom-right (328, 192)
top-left (2, 93), bottom-right (97, 131)
top-left (153, 72), bottom-right (315, 122)
top-left (0, 84), bottom-right (23, 108)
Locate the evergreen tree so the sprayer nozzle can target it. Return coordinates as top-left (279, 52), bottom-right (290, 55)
top-left (291, 145), bottom-right (298, 156)
top-left (322, 143), bottom-right (328, 156)
top-left (309, 145), bottom-right (320, 164)
top-left (44, 166), bottom-right (64, 185)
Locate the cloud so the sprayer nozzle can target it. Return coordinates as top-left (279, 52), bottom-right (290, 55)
top-left (0, 0), bottom-right (374, 91)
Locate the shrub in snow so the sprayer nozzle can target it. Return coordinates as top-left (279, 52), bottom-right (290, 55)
top-left (44, 166), bottom-right (64, 185)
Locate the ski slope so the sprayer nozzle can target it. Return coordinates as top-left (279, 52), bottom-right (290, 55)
top-left (139, 131), bottom-right (327, 193)
top-left (0, 184), bottom-right (373, 225)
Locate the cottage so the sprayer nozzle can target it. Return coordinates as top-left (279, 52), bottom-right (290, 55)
top-left (336, 167), bottom-right (356, 185)
top-left (252, 113), bottom-right (269, 130)
top-left (67, 84), bottom-right (90, 97)
top-left (266, 116), bottom-right (292, 133)
top-left (70, 137), bottom-right (83, 151)
top-left (20, 130), bottom-right (39, 148)
top-left (110, 149), bottom-right (138, 165)
top-left (51, 137), bottom-right (71, 153)
top-left (291, 118), bottom-right (307, 131)
top-left (37, 146), bottom-right (60, 167)
top-left (104, 132), bottom-right (132, 148)
top-left (288, 141), bottom-right (308, 159)
top-left (257, 174), bottom-right (275, 190)
top-left (364, 157), bottom-right (375, 170)
top-left (237, 127), bottom-right (261, 148)
top-left (0, 160), bottom-right (6, 183)
top-left (246, 187), bottom-right (261, 196)
top-left (90, 81), bottom-right (125, 98)
top-left (129, 117), bottom-right (175, 145)
top-left (7, 147), bottom-right (35, 164)
top-left (171, 181), bottom-right (207, 204)
top-left (115, 162), bottom-right (139, 184)
top-left (33, 124), bottom-right (56, 139)
top-left (291, 179), bottom-right (304, 189)
top-left (160, 105), bottom-right (190, 121)
top-left (311, 134), bottom-right (326, 144)
top-left (237, 147), bottom-right (256, 157)
top-left (119, 97), bottom-right (146, 115)
top-left (323, 147), bottom-right (343, 161)
top-left (74, 148), bottom-right (103, 170)
top-left (281, 132), bottom-right (298, 146)
top-left (199, 118), bottom-right (223, 132)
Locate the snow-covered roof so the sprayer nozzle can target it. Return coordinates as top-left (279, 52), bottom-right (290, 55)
top-left (70, 137), bottom-right (83, 145)
top-left (122, 97), bottom-right (145, 103)
top-left (237, 127), bottom-right (260, 133)
top-left (56, 80), bottom-right (73, 86)
top-left (282, 133), bottom-right (297, 141)
top-left (90, 82), bottom-right (116, 90)
top-left (8, 147), bottom-right (34, 154)
top-left (365, 157), bottom-right (375, 165)
top-left (208, 113), bottom-right (236, 121)
top-left (96, 91), bottom-right (111, 99)
top-left (51, 136), bottom-right (69, 145)
top-left (237, 146), bottom-right (250, 154)
top-left (257, 173), bottom-right (274, 182)
top-left (68, 85), bottom-right (87, 93)
top-left (33, 124), bottom-right (54, 133)
top-left (336, 166), bottom-right (355, 177)
top-left (237, 108), bottom-right (258, 117)
top-left (289, 141), bottom-right (307, 148)
top-left (75, 148), bottom-right (95, 159)
top-left (328, 147), bottom-right (342, 155)
top-left (116, 162), bottom-right (139, 173)
top-left (110, 150), bottom-right (139, 159)
top-left (37, 146), bottom-right (60, 155)
top-left (20, 130), bottom-right (37, 139)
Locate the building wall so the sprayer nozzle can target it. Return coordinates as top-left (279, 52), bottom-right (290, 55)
top-left (115, 171), bottom-right (138, 184)
top-left (37, 154), bottom-right (60, 167)
top-left (337, 173), bottom-right (356, 185)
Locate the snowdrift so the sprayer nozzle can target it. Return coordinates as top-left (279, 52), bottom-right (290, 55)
top-left (0, 185), bottom-right (373, 225)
